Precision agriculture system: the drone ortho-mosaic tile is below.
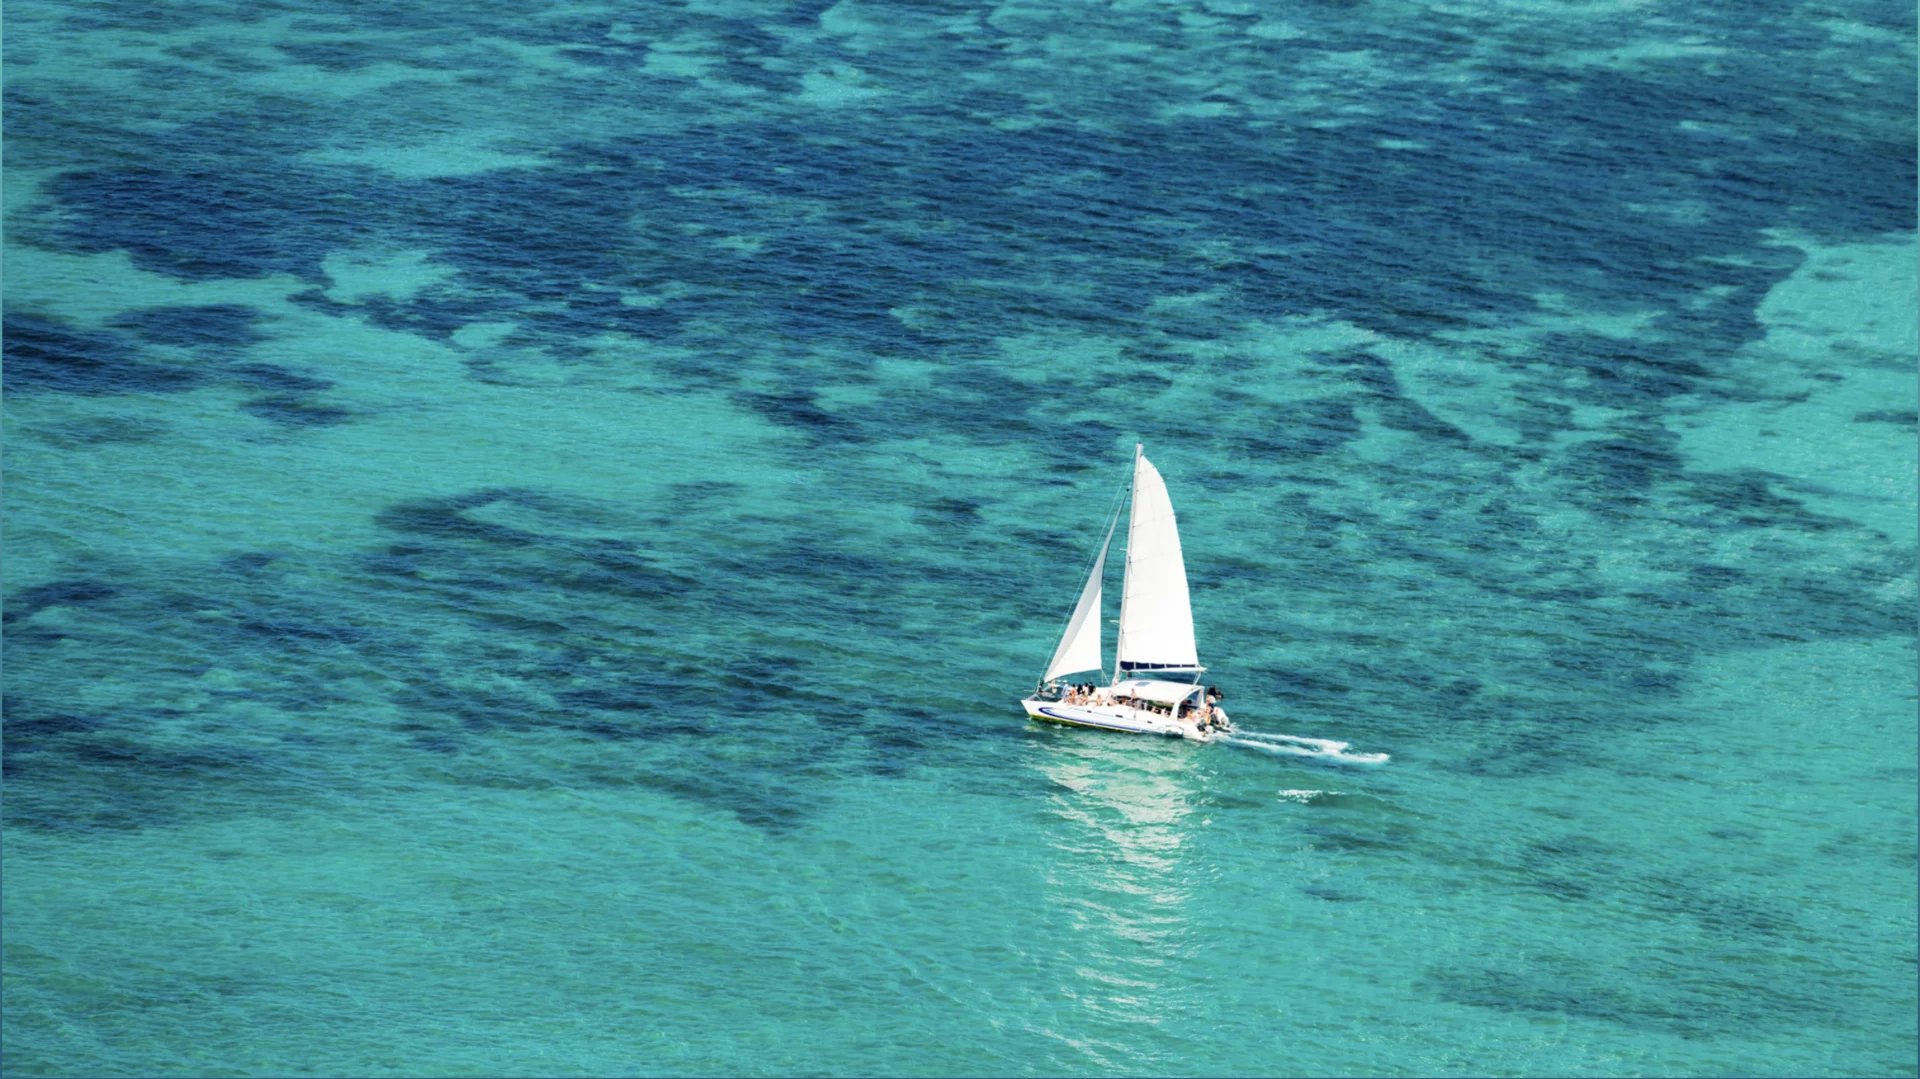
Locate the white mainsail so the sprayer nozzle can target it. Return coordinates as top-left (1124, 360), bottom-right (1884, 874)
top-left (1116, 446), bottom-right (1200, 673)
top-left (1043, 514), bottom-right (1117, 681)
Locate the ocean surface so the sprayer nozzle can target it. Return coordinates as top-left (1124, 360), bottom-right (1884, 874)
top-left (3, 1), bottom-right (1915, 1076)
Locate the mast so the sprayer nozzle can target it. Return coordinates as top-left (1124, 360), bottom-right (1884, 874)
top-left (1114, 442), bottom-right (1142, 680)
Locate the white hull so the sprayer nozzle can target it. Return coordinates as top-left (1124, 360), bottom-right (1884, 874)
top-left (1023, 698), bottom-right (1230, 743)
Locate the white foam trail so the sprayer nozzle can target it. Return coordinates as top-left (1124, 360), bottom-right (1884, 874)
top-left (1224, 729), bottom-right (1390, 766)
top-left (1234, 730), bottom-right (1351, 752)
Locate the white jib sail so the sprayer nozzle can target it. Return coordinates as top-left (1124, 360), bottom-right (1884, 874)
top-left (1116, 448), bottom-right (1199, 672)
top-left (1043, 515), bottom-right (1117, 682)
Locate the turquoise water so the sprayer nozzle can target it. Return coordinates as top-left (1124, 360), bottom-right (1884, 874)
top-left (4, 1), bottom-right (1915, 1075)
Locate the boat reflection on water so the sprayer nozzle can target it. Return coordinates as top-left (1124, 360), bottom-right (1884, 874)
top-left (1028, 734), bottom-right (1211, 1064)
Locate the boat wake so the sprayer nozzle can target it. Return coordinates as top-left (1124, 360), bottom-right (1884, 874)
top-left (1223, 729), bottom-right (1390, 766)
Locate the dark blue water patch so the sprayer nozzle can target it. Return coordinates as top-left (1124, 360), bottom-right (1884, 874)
top-left (21, 0), bottom-right (1914, 370)
top-left (1378, 397), bottom-right (1474, 446)
top-left (22, 3), bottom-right (229, 35)
top-left (855, 354), bottom-right (1045, 445)
top-left (161, 35), bottom-right (277, 74)
top-left (518, 679), bottom-right (716, 742)
top-left (344, 500), bottom-right (784, 755)
top-left (0, 621), bottom-right (75, 653)
top-left (735, 389), bottom-right (870, 444)
top-left (1427, 945), bottom-right (1856, 1043)
top-left (271, 35), bottom-right (429, 71)
top-left (1514, 833), bottom-right (1625, 903)
top-left (1226, 398), bottom-right (1363, 462)
top-left (1426, 966), bottom-right (1702, 1037)
top-left (1303, 821), bottom-right (1414, 855)
top-left (556, 684), bottom-right (664, 718)
top-left (542, 548), bottom-right (697, 603)
top-left (1534, 334), bottom-right (1728, 407)
top-left (4, 763), bottom-right (234, 833)
top-left (496, 289), bottom-right (661, 360)
top-left (1542, 647), bottom-right (1682, 695)
top-left (408, 665), bottom-right (833, 827)
top-left (993, 419), bottom-right (1125, 479)
top-left (1260, 666), bottom-right (1357, 703)
top-left (241, 393), bottom-right (354, 427)
top-left (715, 671), bottom-right (824, 704)
top-left (2, 313), bottom-right (201, 396)
top-left (1684, 564), bottom-right (1750, 592)
top-left (460, 357), bottom-right (538, 388)
top-left (107, 304), bottom-right (266, 354)
top-left (392, 678), bottom-right (539, 735)
top-left (375, 489), bottom-right (547, 546)
top-left (866, 723), bottom-right (928, 757)
top-left (0, 699), bottom-right (110, 757)
top-left (1643, 873), bottom-right (1799, 939)
top-left (0, 84), bottom-right (68, 158)
top-left (406, 731), bottom-right (465, 755)
top-left (1459, 548), bottom-right (1906, 706)
top-left (1552, 432), bottom-right (1684, 506)
top-left (1644, 289), bottom-right (1779, 359)
top-left (1443, 721), bottom-right (1591, 779)
top-left (0, 696), bottom-right (280, 833)
top-left (745, 537), bottom-right (911, 616)
top-left (1310, 664), bottom-right (1482, 725)
top-left (1854, 409), bottom-right (1918, 426)
top-left (863, 730), bottom-right (923, 779)
top-left (286, 287), bottom-right (358, 319)
top-left (1463, 495), bottom-right (1548, 548)
top-left (914, 496), bottom-right (983, 534)
top-left (27, 415), bottom-right (172, 448)
top-left (266, 3), bottom-right (614, 45)
top-left (362, 543), bottom-right (430, 579)
top-left (3, 579), bottom-right (118, 624)
top-left (1331, 510), bottom-right (1534, 597)
top-left (11, 566), bottom-right (378, 717)
top-left (1713, 90), bottom-right (1917, 239)
top-left (68, 738), bottom-right (263, 775)
top-left (626, 767), bottom-right (810, 834)
top-left (1760, 576), bottom-right (1914, 642)
top-left (1680, 469), bottom-right (1851, 533)
top-left (362, 503), bottom-right (699, 661)
top-left (594, 298), bottom-right (686, 343)
top-left (375, 165), bottom-right (691, 340)
top-left (360, 292), bottom-right (527, 350)
top-left (231, 364), bottom-right (333, 393)
top-left (381, 124), bottom-right (1104, 364)
top-left (667, 480), bottom-right (747, 510)
top-left (233, 614), bottom-right (366, 645)
top-left (47, 165), bottom-right (378, 281)
top-left (1319, 350), bottom-right (1402, 398)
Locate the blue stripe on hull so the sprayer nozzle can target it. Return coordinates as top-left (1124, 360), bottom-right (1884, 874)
top-left (1032, 705), bottom-right (1178, 738)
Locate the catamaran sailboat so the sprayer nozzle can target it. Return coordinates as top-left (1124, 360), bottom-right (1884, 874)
top-left (1022, 444), bottom-right (1232, 743)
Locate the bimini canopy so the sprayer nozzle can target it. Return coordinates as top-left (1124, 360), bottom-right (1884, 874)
top-left (1110, 679), bottom-right (1204, 706)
